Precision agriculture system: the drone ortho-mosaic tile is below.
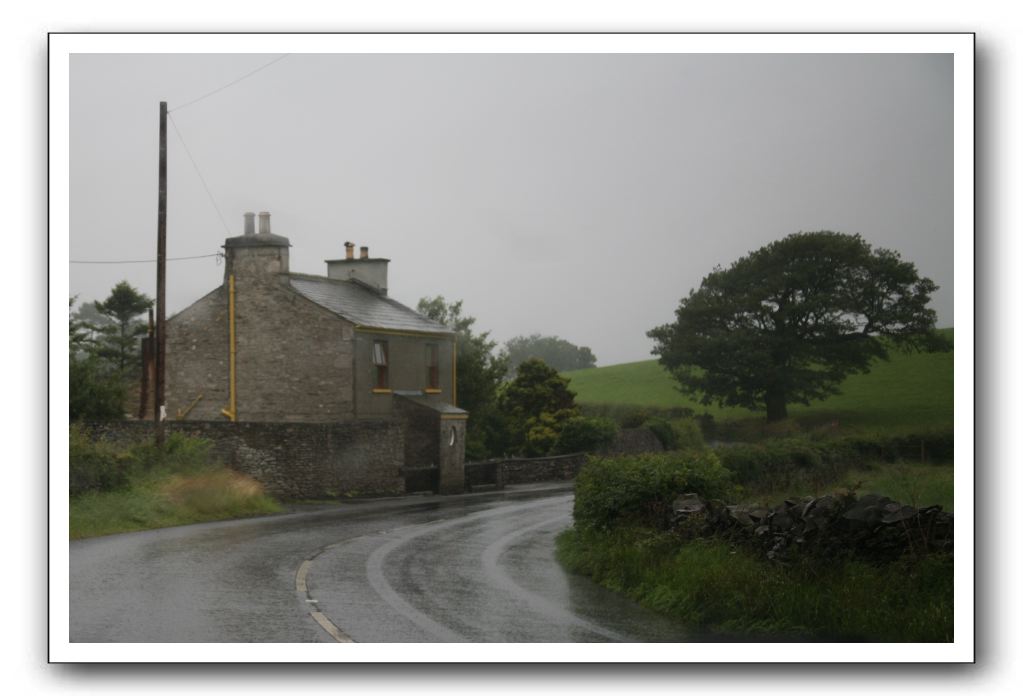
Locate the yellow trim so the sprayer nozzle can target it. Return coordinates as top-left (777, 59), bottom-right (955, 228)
top-left (222, 275), bottom-right (237, 422)
top-left (176, 393), bottom-right (203, 420)
top-left (354, 326), bottom-right (452, 339)
top-left (440, 414), bottom-right (468, 421)
top-left (371, 388), bottom-right (393, 394)
top-left (424, 388), bottom-right (442, 394)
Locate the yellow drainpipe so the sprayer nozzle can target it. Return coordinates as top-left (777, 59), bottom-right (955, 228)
top-left (220, 274), bottom-right (237, 421)
top-left (451, 336), bottom-right (457, 407)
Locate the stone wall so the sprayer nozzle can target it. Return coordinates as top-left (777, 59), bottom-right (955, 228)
top-left (166, 274), bottom-right (356, 424)
top-left (88, 420), bottom-right (404, 499)
top-left (232, 277), bottom-right (356, 422)
top-left (462, 428), bottom-right (664, 491)
top-left (670, 491), bottom-right (954, 565)
top-left (464, 453), bottom-right (587, 490)
top-left (164, 287), bottom-right (229, 421)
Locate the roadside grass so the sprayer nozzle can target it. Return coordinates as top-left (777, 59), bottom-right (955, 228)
top-left (564, 328), bottom-right (953, 435)
top-left (837, 461), bottom-right (954, 512)
top-left (556, 527), bottom-right (953, 642)
top-left (736, 460), bottom-right (954, 513)
top-left (558, 448), bottom-right (956, 641)
top-left (70, 432), bottom-right (281, 539)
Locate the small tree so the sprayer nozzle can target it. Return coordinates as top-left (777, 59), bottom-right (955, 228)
top-left (499, 358), bottom-right (580, 456)
top-left (69, 297), bottom-right (125, 421)
top-left (93, 281), bottom-right (153, 377)
top-left (648, 231), bottom-right (948, 421)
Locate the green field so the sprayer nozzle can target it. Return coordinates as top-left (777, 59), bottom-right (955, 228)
top-left (564, 329), bottom-right (954, 432)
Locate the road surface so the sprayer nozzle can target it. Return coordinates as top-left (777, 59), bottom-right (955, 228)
top-left (70, 484), bottom-right (695, 642)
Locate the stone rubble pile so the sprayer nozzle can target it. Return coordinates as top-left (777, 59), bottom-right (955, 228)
top-left (671, 491), bottom-right (953, 564)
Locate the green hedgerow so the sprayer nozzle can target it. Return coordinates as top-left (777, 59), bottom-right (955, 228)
top-left (573, 451), bottom-right (734, 532)
top-left (552, 416), bottom-right (618, 455)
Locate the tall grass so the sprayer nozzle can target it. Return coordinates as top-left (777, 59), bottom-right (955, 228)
top-left (69, 430), bottom-right (281, 539)
top-left (557, 527), bottom-right (953, 642)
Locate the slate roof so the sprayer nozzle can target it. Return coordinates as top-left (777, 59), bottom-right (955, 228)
top-left (394, 393), bottom-right (469, 416)
top-left (288, 274), bottom-right (454, 335)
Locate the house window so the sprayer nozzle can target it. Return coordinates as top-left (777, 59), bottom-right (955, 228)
top-left (426, 343), bottom-right (439, 390)
top-left (372, 340), bottom-right (389, 390)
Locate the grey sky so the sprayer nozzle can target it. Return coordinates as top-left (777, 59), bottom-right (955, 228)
top-left (70, 52), bottom-right (953, 366)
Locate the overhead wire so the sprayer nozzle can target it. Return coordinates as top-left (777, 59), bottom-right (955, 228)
top-left (75, 55), bottom-right (292, 268)
top-left (168, 113), bottom-right (233, 237)
top-left (169, 54), bottom-right (290, 113)
top-left (71, 253), bottom-right (223, 264)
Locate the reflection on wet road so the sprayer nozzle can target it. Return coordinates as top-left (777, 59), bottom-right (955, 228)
top-left (71, 484), bottom-right (693, 642)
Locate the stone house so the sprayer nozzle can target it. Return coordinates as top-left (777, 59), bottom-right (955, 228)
top-left (163, 211), bottom-right (467, 493)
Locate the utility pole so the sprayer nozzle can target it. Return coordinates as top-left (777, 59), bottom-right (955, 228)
top-left (155, 101), bottom-right (167, 447)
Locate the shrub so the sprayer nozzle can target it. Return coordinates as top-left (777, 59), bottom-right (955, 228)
top-left (838, 428), bottom-right (954, 464)
top-left (573, 451), bottom-right (734, 532)
top-left (69, 424), bottom-right (133, 496)
top-left (521, 408), bottom-right (577, 456)
top-left (644, 418), bottom-right (677, 450)
top-left (717, 438), bottom-right (844, 493)
top-left (676, 418), bottom-right (705, 450)
top-left (645, 417), bottom-right (706, 451)
top-left (620, 409), bottom-right (651, 429)
top-left (553, 416), bottom-right (618, 454)
top-left (69, 357), bottom-right (126, 421)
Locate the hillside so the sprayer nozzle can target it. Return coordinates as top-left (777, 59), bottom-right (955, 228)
top-left (563, 329), bottom-right (954, 432)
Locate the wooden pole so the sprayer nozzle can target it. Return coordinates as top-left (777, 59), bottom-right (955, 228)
top-left (155, 101), bottom-right (167, 447)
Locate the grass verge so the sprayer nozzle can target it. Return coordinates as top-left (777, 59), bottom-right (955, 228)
top-left (70, 430), bottom-right (282, 539)
top-left (556, 527), bottom-right (953, 642)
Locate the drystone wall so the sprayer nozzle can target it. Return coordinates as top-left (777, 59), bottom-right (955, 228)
top-left (463, 427), bottom-right (665, 491)
top-left (87, 420), bottom-right (404, 499)
top-left (670, 491), bottom-right (954, 564)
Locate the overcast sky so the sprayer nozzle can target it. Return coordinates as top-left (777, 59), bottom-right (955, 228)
top-left (69, 52), bottom-right (953, 366)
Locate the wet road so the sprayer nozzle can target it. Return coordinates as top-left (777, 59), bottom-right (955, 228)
top-left (70, 484), bottom-right (694, 642)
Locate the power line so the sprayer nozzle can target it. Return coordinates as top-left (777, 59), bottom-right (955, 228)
top-left (71, 253), bottom-right (222, 264)
top-left (169, 54), bottom-right (290, 113)
top-left (168, 113), bottom-right (233, 237)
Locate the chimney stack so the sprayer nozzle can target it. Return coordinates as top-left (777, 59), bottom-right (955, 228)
top-left (325, 244), bottom-right (389, 295)
top-left (223, 209), bottom-right (290, 282)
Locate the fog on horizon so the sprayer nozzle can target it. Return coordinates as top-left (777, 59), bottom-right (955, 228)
top-left (69, 52), bottom-right (954, 367)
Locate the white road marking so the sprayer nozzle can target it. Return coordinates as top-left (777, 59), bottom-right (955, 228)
top-left (296, 559), bottom-right (311, 593)
top-left (310, 611), bottom-right (355, 643)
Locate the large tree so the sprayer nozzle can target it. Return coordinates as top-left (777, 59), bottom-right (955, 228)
top-left (504, 334), bottom-right (597, 375)
top-left (647, 231), bottom-right (947, 421)
top-left (417, 296), bottom-right (509, 459)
